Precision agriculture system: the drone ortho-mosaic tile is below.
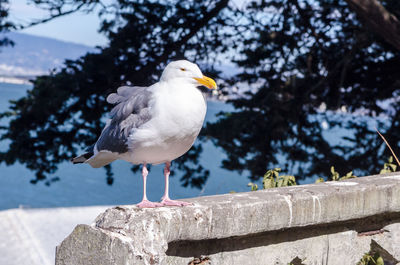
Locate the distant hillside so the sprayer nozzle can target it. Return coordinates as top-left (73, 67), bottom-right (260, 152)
top-left (0, 32), bottom-right (95, 81)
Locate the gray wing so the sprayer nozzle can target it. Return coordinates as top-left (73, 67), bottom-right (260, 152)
top-left (95, 86), bottom-right (153, 154)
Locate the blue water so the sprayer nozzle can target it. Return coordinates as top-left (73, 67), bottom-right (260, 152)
top-left (0, 83), bottom-right (255, 210)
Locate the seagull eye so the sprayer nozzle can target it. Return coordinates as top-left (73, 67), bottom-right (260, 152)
top-left (180, 68), bottom-right (186, 71)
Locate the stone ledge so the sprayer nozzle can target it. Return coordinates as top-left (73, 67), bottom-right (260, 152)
top-left (56, 172), bottom-right (400, 265)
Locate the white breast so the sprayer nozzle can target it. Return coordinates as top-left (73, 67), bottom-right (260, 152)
top-left (122, 80), bottom-right (207, 165)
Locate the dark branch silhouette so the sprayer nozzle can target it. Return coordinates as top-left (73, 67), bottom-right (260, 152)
top-left (345, 0), bottom-right (400, 51)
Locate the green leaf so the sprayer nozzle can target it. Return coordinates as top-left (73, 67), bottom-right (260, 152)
top-left (281, 175), bottom-right (297, 186)
top-left (389, 163), bottom-right (397, 171)
top-left (375, 256), bottom-right (384, 265)
top-left (261, 168), bottom-right (297, 189)
top-left (273, 168), bottom-right (281, 178)
top-left (315, 177), bottom-right (325, 183)
top-left (380, 169), bottom-right (390, 174)
top-left (264, 170), bottom-right (273, 179)
top-left (340, 171), bottom-right (357, 180)
top-left (380, 157), bottom-right (398, 175)
top-left (263, 178), bottom-right (275, 189)
top-left (330, 166), bottom-right (340, 181)
top-left (276, 177), bottom-right (284, 187)
top-left (247, 182), bottom-right (258, 191)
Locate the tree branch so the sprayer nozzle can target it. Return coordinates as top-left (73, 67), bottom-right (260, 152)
top-left (18, 3), bottom-right (86, 29)
top-left (127, 0), bottom-right (229, 81)
top-left (344, 0), bottom-right (400, 51)
top-left (17, 0), bottom-right (102, 30)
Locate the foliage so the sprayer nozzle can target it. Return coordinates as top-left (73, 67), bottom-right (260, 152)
top-left (0, 0), bottom-right (15, 48)
top-left (251, 156), bottom-right (396, 191)
top-left (247, 182), bottom-right (258, 191)
top-left (379, 156), bottom-right (397, 174)
top-left (329, 166), bottom-right (357, 181)
top-left (205, 0), bottom-right (400, 182)
top-left (248, 168), bottom-right (297, 191)
top-left (315, 177), bottom-right (325, 183)
top-left (358, 252), bottom-right (384, 265)
top-left (305, 165), bottom-right (358, 183)
top-left (2, 0), bottom-right (400, 187)
top-left (263, 168), bottom-right (297, 188)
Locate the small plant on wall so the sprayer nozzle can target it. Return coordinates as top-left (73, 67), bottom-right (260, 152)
top-left (379, 156), bottom-right (397, 174)
top-left (248, 168), bottom-right (297, 191)
top-left (249, 156), bottom-right (398, 192)
top-left (358, 252), bottom-right (384, 265)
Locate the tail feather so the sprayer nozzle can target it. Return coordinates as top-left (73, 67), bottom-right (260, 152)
top-left (85, 151), bottom-right (117, 168)
top-left (71, 152), bottom-right (94, 164)
top-left (71, 150), bottom-right (117, 168)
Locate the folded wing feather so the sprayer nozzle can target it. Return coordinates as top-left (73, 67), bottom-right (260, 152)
top-left (72, 85), bottom-right (154, 168)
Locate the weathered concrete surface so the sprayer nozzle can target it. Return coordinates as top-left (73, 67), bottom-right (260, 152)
top-left (56, 173), bottom-right (400, 265)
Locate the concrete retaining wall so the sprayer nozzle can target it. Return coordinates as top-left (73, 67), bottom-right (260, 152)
top-left (55, 173), bottom-right (400, 265)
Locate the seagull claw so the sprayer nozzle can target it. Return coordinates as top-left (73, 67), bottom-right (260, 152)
top-left (136, 199), bottom-right (163, 208)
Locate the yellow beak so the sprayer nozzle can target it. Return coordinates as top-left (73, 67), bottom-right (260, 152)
top-left (194, 75), bottom-right (217, 89)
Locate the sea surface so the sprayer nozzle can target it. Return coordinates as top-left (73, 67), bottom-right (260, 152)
top-left (0, 82), bottom-right (262, 210)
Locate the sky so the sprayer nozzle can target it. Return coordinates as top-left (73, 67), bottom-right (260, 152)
top-left (9, 0), bottom-right (108, 47)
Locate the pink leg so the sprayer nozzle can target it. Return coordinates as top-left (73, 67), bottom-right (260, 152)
top-left (137, 164), bottom-right (162, 208)
top-left (161, 162), bottom-right (192, 206)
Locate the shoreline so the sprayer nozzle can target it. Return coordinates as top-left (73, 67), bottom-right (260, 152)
top-left (0, 76), bottom-right (31, 85)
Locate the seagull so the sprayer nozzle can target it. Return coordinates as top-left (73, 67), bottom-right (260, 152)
top-left (72, 60), bottom-right (217, 208)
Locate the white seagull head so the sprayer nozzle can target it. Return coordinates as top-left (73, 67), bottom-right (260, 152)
top-left (160, 60), bottom-right (217, 89)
